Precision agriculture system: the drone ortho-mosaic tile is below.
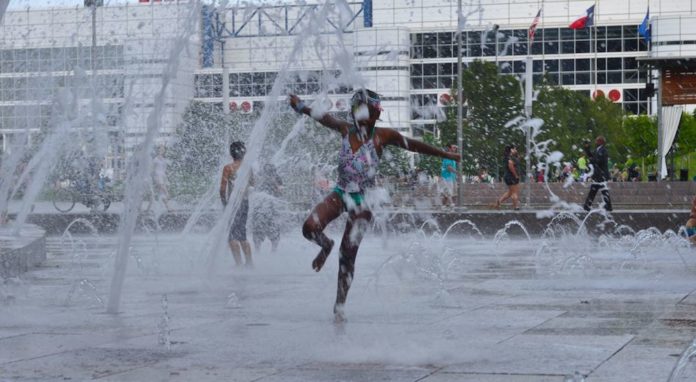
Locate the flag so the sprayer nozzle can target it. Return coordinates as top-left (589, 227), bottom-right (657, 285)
top-left (638, 7), bottom-right (651, 43)
top-left (528, 8), bottom-right (542, 43)
top-left (569, 5), bottom-right (595, 30)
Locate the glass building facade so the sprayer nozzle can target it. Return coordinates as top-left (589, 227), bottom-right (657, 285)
top-left (192, 0), bottom-right (679, 137)
top-left (408, 25), bottom-right (651, 117)
top-left (0, 2), bottom-right (196, 165)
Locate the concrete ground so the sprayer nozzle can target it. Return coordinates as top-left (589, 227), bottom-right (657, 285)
top-left (1, 229), bottom-right (696, 381)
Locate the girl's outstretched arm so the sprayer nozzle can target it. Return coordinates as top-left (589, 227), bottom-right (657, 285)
top-left (380, 128), bottom-right (460, 160)
top-left (289, 94), bottom-right (349, 135)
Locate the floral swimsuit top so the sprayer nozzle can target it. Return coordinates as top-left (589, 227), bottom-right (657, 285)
top-left (336, 130), bottom-right (380, 194)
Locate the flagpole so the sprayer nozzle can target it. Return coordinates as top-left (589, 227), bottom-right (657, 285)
top-left (541, 0), bottom-right (545, 66)
top-left (593, 0), bottom-right (598, 95)
top-left (524, 9), bottom-right (536, 208)
top-left (525, 49), bottom-right (532, 208)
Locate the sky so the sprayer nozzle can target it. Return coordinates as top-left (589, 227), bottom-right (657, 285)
top-left (7, 0), bottom-right (288, 10)
top-left (9, 0), bottom-right (130, 10)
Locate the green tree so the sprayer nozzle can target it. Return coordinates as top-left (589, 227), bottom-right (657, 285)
top-left (378, 145), bottom-right (412, 179)
top-left (534, 86), bottom-right (626, 166)
top-left (438, 60), bottom-right (524, 178)
top-left (622, 114), bottom-right (657, 177)
top-left (675, 112), bottom-right (696, 158)
top-left (534, 86), bottom-right (594, 164)
top-left (588, 96), bottom-right (627, 163)
top-left (463, 61), bottom-right (524, 178)
top-left (622, 114), bottom-right (657, 161)
top-left (414, 132), bottom-right (444, 177)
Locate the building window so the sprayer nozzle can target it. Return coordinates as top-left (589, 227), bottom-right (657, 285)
top-left (576, 72), bottom-right (591, 85)
top-left (198, 70), bottom-right (350, 99)
top-left (410, 94), bottom-right (438, 120)
top-left (194, 73), bottom-right (222, 98)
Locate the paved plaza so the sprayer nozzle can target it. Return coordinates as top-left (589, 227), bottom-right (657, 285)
top-left (1, 229), bottom-right (696, 381)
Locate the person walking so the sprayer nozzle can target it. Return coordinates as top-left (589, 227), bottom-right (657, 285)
top-left (440, 143), bottom-right (458, 207)
top-left (220, 141), bottom-right (254, 268)
top-left (494, 145), bottom-right (521, 210)
top-left (582, 136), bottom-right (613, 212)
top-left (289, 89), bottom-right (459, 322)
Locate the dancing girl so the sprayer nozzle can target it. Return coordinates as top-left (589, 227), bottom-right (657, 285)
top-left (289, 89), bottom-right (460, 322)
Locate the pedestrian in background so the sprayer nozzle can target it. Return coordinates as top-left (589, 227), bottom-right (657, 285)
top-left (583, 136), bottom-right (613, 212)
top-left (494, 144), bottom-right (520, 210)
top-left (440, 143), bottom-right (458, 207)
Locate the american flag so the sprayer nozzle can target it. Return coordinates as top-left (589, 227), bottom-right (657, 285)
top-left (528, 8), bottom-right (542, 43)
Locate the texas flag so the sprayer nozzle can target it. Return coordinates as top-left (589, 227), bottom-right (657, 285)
top-left (569, 5), bottom-right (595, 30)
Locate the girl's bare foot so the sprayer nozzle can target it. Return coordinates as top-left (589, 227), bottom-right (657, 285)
top-left (334, 303), bottom-right (346, 323)
top-left (312, 239), bottom-right (334, 272)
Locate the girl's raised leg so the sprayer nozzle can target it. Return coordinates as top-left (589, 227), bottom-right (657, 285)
top-left (302, 192), bottom-right (344, 271)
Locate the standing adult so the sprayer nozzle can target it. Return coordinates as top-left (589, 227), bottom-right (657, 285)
top-left (220, 141), bottom-right (254, 267)
top-left (582, 136), bottom-right (613, 212)
top-left (440, 144), bottom-right (458, 207)
top-left (494, 145), bottom-right (521, 210)
top-left (289, 89), bottom-right (459, 322)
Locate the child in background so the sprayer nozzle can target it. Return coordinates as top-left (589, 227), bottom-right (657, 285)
top-left (687, 195), bottom-right (696, 244)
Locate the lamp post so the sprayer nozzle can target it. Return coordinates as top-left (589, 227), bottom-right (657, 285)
top-left (456, 0), bottom-right (464, 208)
top-left (85, 0), bottom-right (103, 147)
top-left (84, 0), bottom-right (103, 76)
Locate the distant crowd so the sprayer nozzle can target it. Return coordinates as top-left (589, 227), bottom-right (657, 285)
top-left (381, 157), bottom-right (664, 188)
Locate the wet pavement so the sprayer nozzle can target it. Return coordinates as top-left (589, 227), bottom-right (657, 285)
top-left (1, 232), bottom-right (696, 381)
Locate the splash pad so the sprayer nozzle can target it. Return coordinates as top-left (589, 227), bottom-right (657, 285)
top-left (2, 223), bottom-right (696, 381)
top-left (0, 0), bottom-right (695, 381)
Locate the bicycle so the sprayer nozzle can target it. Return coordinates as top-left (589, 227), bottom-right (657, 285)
top-left (52, 177), bottom-right (113, 213)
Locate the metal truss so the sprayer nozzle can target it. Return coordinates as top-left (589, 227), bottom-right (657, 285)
top-left (211, 2), bottom-right (365, 40)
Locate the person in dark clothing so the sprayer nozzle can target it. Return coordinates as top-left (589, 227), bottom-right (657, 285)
top-left (627, 163), bottom-right (641, 182)
top-left (582, 136), bottom-right (613, 212)
top-left (494, 145), bottom-right (520, 210)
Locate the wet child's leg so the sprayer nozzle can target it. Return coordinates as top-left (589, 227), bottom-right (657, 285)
top-left (228, 240), bottom-right (243, 266)
top-left (253, 235), bottom-right (263, 252)
top-left (302, 192), bottom-right (343, 271)
top-left (229, 199), bottom-right (250, 266)
top-left (334, 208), bottom-right (373, 320)
top-left (241, 240), bottom-right (253, 267)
